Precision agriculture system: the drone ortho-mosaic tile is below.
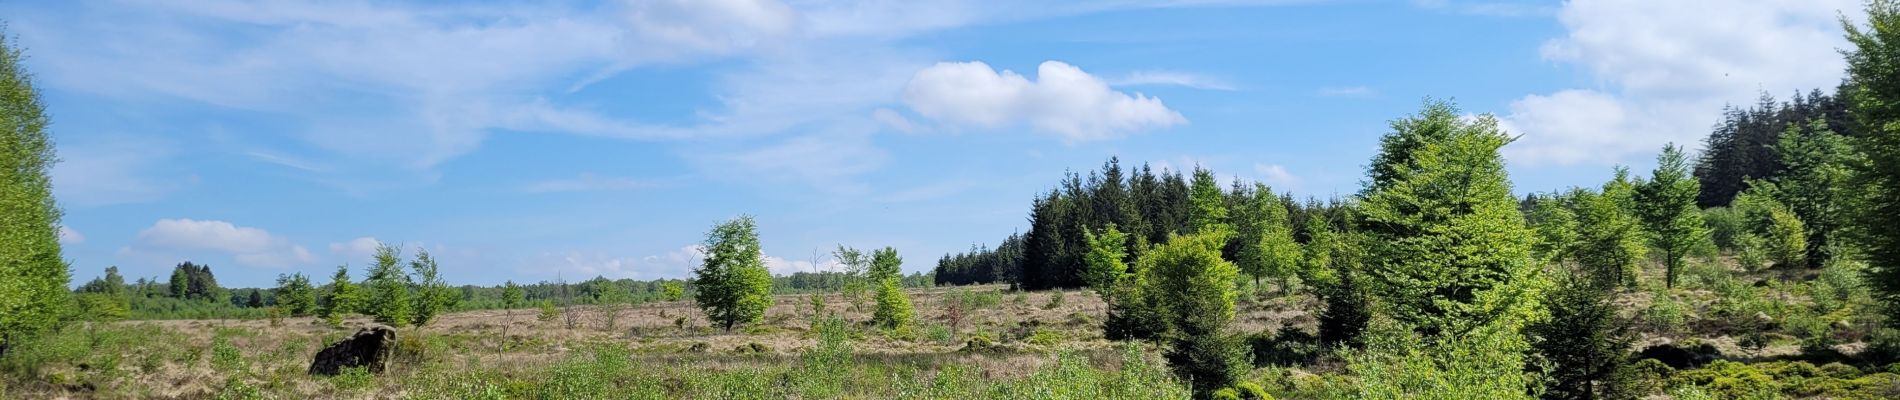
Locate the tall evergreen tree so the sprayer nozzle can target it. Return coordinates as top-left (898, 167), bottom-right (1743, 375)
top-left (274, 273), bottom-right (317, 317)
top-left (1846, 5), bottom-right (1900, 318)
top-left (1356, 100), bottom-right (1543, 338)
top-left (1187, 167), bottom-right (1230, 235)
top-left (1530, 276), bottom-right (1637, 400)
top-left (1232, 183), bottom-right (1301, 292)
top-left (319, 265), bottom-right (360, 322)
top-left (694, 216), bottom-right (774, 331)
top-left (1637, 145), bottom-right (1710, 289)
top-left (0, 30), bottom-right (67, 357)
top-left (364, 243), bottom-right (413, 327)
top-left (1139, 232), bottom-right (1245, 397)
top-left (1772, 119), bottom-right (1858, 267)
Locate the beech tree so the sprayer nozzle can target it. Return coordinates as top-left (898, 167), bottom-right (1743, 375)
top-left (0, 30), bottom-right (67, 357)
top-left (694, 216), bottom-right (774, 331)
top-left (1232, 183), bottom-right (1300, 292)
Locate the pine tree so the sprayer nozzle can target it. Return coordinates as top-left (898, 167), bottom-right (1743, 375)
top-left (1637, 145), bottom-right (1710, 289)
top-left (364, 243), bottom-right (413, 327)
top-left (0, 30), bottom-right (68, 357)
top-left (1356, 100), bottom-right (1544, 338)
top-left (694, 216), bottom-right (773, 331)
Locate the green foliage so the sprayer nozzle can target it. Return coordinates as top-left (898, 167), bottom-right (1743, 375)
top-left (319, 265), bottom-right (360, 323)
top-left (1346, 317), bottom-right (1536, 400)
top-left (273, 273), bottom-right (317, 317)
top-left (1082, 224), bottom-right (1130, 296)
top-left (1138, 232), bottom-right (1244, 395)
top-left (1231, 183), bottom-right (1300, 292)
top-left (1044, 290), bottom-right (1065, 310)
top-left (1845, 0), bottom-right (1900, 329)
top-left (168, 262), bottom-right (223, 301)
top-left (1766, 205), bottom-right (1810, 268)
top-left (501, 281), bottom-right (525, 310)
top-left (1189, 167), bottom-right (1232, 235)
top-left (661, 280), bottom-right (685, 302)
top-left (870, 247), bottom-right (903, 282)
top-left (871, 278), bottom-right (914, 330)
top-left (1569, 180), bottom-right (1647, 290)
top-left (1529, 197), bottom-right (1580, 264)
top-left (0, 30), bottom-right (69, 356)
top-left (1356, 100), bottom-right (1544, 337)
top-left (1771, 118), bottom-right (1858, 266)
top-left (694, 216), bottom-right (774, 331)
top-left (364, 242), bottom-right (414, 327)
top-left (537, 301), bottom-right (558, 322)
top-left (1530, 277), bottom-right (1636, 400)
top-left (1637, 144), bottom-right (1710, 289)
top-left (1703, 207), bottom-right (1747, 250)
top-left (1303, 213), bottom-right (1371, 347)
top-left (74, 293), bottom-right (128, 322)
top-left (410, 249), bottom-right (456, 326)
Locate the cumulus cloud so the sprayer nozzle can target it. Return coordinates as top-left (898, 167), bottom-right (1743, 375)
top-left (901, 60), bottom-right (1187, 142)
top-left (1503, 0), bottom-right (1859, 166)
top-left (129, 219), bottom-right (315, 268)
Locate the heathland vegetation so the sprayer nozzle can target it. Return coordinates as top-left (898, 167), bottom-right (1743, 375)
top-left (7, 1), bottom-right (1900, 399)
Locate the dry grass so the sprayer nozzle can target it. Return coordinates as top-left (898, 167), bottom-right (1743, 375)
top-left (2, 285), bottom-right (1307, 399)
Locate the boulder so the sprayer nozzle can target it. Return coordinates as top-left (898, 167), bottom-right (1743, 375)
top-left (309, 325), bottom-right (397, 376)
top-left (1637, 342), bottom-right (1722, 370)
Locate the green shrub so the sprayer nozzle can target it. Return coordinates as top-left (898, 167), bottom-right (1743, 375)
top-left (1044, 290), bottom-right (1065, 310)
top-left (1212, 387), bottom-right (1241, 400)
top-left (871, 278), bottom-right (914, 330)
top-left (1347, 319), bottom-right (1535, 400)
top-left (332, 366), bottom-right (374, 392)
top-left (1643, 292), bottom-right (1689, 335)
top-left (1026, 329), bottom-right (1063, 346)
top-left (1669, 360), bottom-right (1776, 399)
top-left (538, 301), bottom-right (559, 322)
top-left (210, 337), bottom-right (245, 374)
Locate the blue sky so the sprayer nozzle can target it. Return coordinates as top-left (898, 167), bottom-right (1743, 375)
top-left (6, 0), bottom-right (1863, 287)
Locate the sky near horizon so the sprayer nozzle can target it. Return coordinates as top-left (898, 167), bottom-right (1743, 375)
top-left (7, 0), bottom-right (1864, 287)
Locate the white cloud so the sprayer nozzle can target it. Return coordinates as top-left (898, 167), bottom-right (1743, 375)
top-left (521, 173), bottom-right (662, 193)
top-left (1255, 164), bottom-right (1299, 189)
top-left (130, 219), bottom-right (315, 268)
top-left (1316, 86), bottom-right (1375, 98)
top-left (328, 237), bottom-right (382, 260)
top-left (1503, 0), bottom-right (1859, 166)
top-left (901, 60), bottom-right (1187, 142)
top-left (58, 226), bottom-right (85, 244)
top-left (764, 255), bottom-right (847, 276)
top-left (1110, 70), bottom-right (1237, 91)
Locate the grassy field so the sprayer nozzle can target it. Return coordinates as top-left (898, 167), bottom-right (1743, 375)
top-left (0, 286), bottom-right (1294, 399)
top-left (7, 256), bottom-right (1900, 399)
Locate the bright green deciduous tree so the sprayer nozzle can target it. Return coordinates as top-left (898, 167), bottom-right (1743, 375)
top-left (660, 280), bottom-right (684, 302)
top-left (1637, 144), bottom-right (1710, 289)
top-left (1232, 183), bottom-right (1300, 293)
top-left (1529, 195), bottom-right (1580, 266)
top-left (0, 30), bottom-right (68, 356)
top-left (694, 216), bottom-right (774, 331)
top-left (1347, 317), bottom-right (1536, 400)
top-left (274, 273), bottom-right (318, 317)
top-left (1138, 232), bottom-right (1245, 396)
top-left (1571, 177), bottom-right (1647, 290)
top-left (1083, 224), bottom-right (1130, 296)
top-left (364, 243), bottom-right (413, 327)
top-left (1355, 101), bottom-right (1545, 338)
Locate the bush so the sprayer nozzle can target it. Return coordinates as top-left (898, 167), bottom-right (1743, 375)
top-left (1248, 327), bottom-right (1322, 366)
top-left (871, 278), bottom-right (914, 330)
top-left (538, 301), bottom-right (559, 322)
top-left (1347, 319), bottom-right (1535, 400)
top-left (1044, 290), bottom-right (1065, 310)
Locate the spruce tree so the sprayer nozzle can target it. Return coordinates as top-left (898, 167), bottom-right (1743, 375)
top-left (274, 273), bottom-right (317, 316)
top-left (364, 243), bottom-right (413, 327)
top-left (0, 30), bottom-right (67, 357)
top-left (1637, 145), bottom-right (1709, 288)
top-left (1138, 232), bottom-right (1245, 396)
top-left (1530, 277), bottom-right (1636, 400)
top-left (694, 216), bottom-right (773, 331)
top-left (1844, 0), bottom-right (1900, 328)
top-left (1356, 100), bottom-right (1543, 337)
top-left (320, 265), bottom-right (360, 324)
top-left (409, 249), bottom-right (454, 326)
top-left (1188, 167), bottom-right (1231, 235)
